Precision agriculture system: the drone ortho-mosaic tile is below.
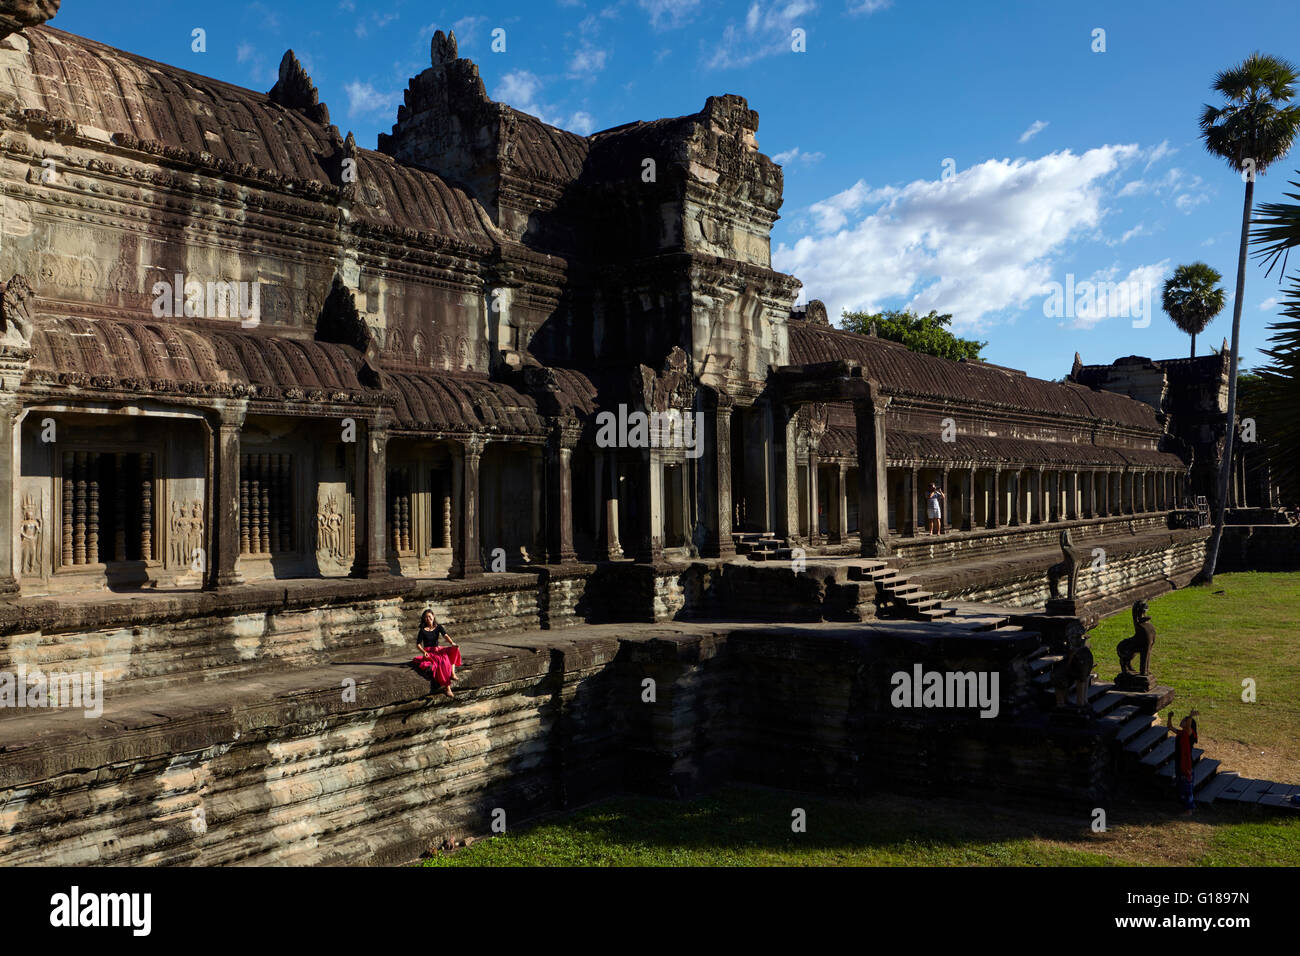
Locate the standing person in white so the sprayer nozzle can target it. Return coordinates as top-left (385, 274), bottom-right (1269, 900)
top-left (927, 483), bottom-right (945, 535)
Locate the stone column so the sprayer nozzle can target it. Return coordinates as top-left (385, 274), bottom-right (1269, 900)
top-left (853, 388), bottom-right (891, 557)
top-left (962, 466), bottom-right (975, 530)
top-left (807, 447), bottom-right (821, 546)
top-left (0, 400), bottom-right (20, 593)
top-left (695, 388), bottom-right (734, 559)
top-left (603, 451), bottom-right (623, 560)
top-left (836, 463), bottom-right (850, 543)
top-left (351, 418), bottom-right (390, 578)
top-left (939, 466), bottom-right (950, 532)
top-left (1009, 470), bottom-right (1022, 526)
top-left (904, 467), bottom-right (917, 536)
top-left (991, 468), bottom-right (1001, 528)
top-left (450, 435), bottom-right (484, 578)
top-left (205, 405), bottom-right (246, 590)
top-left (546, 421), bottom-right (578, 564)
top-left (635, 446), bottom-right (664, 564)
top-left (771, 402), bottom-right (798, 542)
top-left (823, 464), bottom-right (839, 543)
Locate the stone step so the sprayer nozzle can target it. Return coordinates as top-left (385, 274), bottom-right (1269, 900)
top-left (918, 606), bottom-right (956, 620)
top-left (1257, 788), bottom-right (1300, 810)
top-left (1195, 770), bottom-right (1239, 804)
top-left (1095, 704), bottom-right (1140, 734)
top-left (910, 598), bottom-right (942, 612)
top-left (1124, 724), bottom-right (1169, 756)
top-left (1224, 778), bottom-right (1275, 804)
top-left (1140, 737), bottom-right (1177, 767)
top-left (1157, 756), bottom-right (1215, 783)
top-left (875, 575), bottom-right (910, 588)
top-left (1114, 713), bottom-right (1156, 745)
top-left (898, 590), bottom-right (935, 605)
top-left (1216, 775), bottom-right (1257, 801)
top-left (846, 561), bottom-right (889, 579)
top-left (1029, 654), bottom-right (1059, 676)
top-left (1090, 689), bottom-right (1127, 717)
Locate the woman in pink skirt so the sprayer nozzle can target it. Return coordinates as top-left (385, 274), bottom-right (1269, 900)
top-left (413, 609), bottom-right (462, 697)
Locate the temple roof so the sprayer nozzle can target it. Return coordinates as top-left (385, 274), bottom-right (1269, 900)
top-left (14, 26), bottom-right (496, 249)
top-left (818, 424), bottom-right (1184, 468)
top-left (788, 322), bottom-right (1164, 430)
top-left (386, 370), bottom-right (545, 435)
top-left (25, 315), bottom-right (382, 407)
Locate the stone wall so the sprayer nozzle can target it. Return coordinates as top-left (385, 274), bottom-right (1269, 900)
top-left (0, 618), bottom-right (1116, 866)
top-left (1219, 524), bottom-right (1300, 572)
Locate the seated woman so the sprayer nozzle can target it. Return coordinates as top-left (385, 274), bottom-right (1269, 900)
top-left (412, 609), bottom-right (462, 697)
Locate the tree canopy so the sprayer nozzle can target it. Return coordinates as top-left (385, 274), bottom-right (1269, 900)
top-left (840, 309), bottom-right (986, 361)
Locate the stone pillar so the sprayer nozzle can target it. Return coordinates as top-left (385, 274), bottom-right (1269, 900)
top-left (695, 388), bottom-right (734, 559)
top-left (939, 466), bottom-right (950, 532)
top-left (1009, 470), bottom-right (1022, 526)
top-left (991, 468), bottom-right (1001, 528)
top-left (205, 406), bottom-right (246, 589)
top-left (836, 463), bottom-right (850, 543)
top-left (826, 465), bottom-right (847, 541)
top-left (962, 466), bottom-right (975, 531)
top-left (771, 403), bottom-right (798, 542)
top-left (807, 448), bottom-right (821, 546)
top-left (909, 465), bottom-right (920, 535)
top-left (636, 447), bottom-right (664, 563)
top-left (546, 422), bottom-right (578, 564)
top-left (604, 451), bottom-right (623, 559)
top-left (853, 388), bottom-right (890, 557)
top-left (451, 435), bottom-right (484, 578)
top-left (0, 400), bottom-right (20, 593)
top-left (351, 418), bottom-right (390, 578)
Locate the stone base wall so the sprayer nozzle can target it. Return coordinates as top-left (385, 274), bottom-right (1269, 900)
top-left (0, 621), bottom-right (1114, 866)
top-left (916, 529), bottom-right (1208, 615)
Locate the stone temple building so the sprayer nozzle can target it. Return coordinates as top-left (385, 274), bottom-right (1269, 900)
top-left (2, 3), bottom-right (1288, 867)
top-left (0, 11), bottom-right (1208, 598)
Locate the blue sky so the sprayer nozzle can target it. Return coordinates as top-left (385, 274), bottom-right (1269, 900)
top-left (49, 0), bottom-right (1300, 379)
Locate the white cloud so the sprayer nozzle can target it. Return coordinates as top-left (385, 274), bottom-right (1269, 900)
top-left (1061, 261), bottom-right (1169, 330)
top-left (847, 0), bottom-right (891, 13)
top-left (640, 0), bottom-right (701, 29)
top-left (1143, 139), bottom-right (1176, 170)
top-left (568, 111), bottom-right (597, 135)
top-left (344, 80), bottom-right (398, 118)
top-left (706, 0), bottom-right (817, 70)
top-left (773, 144), bottom-right (1142, 328)
top-left (1175, 191), bottom-right (1210, 212)
top-left (1018, 120), bottom-right (1048, 143)
top-left (492, 71), bottom-right (561, 125)
top-left (237, 42), bottom-right (256, 64)
top-left (569, 45), bottom-right (609, 76)
top-left (1260, 296), bottom-right (1279, 311)
top-left (772, 146), bottom-right (825, 166)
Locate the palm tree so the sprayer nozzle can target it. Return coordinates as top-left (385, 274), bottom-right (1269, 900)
top-left (1197, 53), bottom-right (1300, 584)
top-left (1161, 262), bottom-right (1225, 356)
top-left (1250, 175), bottom-right (1300, 502)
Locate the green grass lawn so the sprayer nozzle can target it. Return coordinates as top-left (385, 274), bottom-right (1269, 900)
top-left (422, 572), bottom-right (1300, 867)
top-left (1089, 572), bottom-right (1300, 773)
top-left (421, 786), bottom-right (1300, 867)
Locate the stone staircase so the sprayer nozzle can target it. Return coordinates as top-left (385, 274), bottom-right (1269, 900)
top-left (1026, 646), bottom-right (1300, 813)
top-left (847, 558), bottom-right (956, 621)
top-left (734, 531), bottom-right (793, 560)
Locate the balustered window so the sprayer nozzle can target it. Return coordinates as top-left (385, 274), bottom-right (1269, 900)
top-left (60, 451), bottom-right (155, 566)
top-left (239, 453), bottom-right (295, 555)
top-left (388, 467), bottom-right (412, 553)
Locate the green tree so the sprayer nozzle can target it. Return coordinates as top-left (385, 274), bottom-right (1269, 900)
top-left (1161, 262), bottom-right (1225, 357)
top-left (1197, 52), bottom-right (1300, 583)
top-left (840, 309), bottom-right (986, 361)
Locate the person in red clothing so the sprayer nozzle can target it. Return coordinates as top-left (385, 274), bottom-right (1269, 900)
top-left (1167, 709), bottom-right (1199, 815)
top-left (413, 609), bottom-right (462, 698)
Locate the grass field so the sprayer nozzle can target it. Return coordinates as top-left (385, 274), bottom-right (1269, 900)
top-left (422, 572), bottom-right (1300, 867)
top-left (1089, 571), bottom-right (1300, 783)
